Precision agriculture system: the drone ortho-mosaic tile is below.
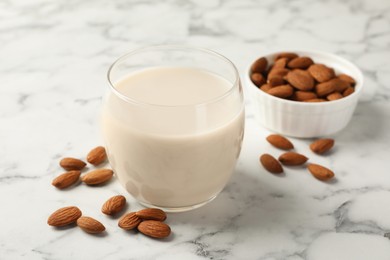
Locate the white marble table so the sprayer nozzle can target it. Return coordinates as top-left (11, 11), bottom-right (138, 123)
top-left (1, 0), bottom-right (390, 259)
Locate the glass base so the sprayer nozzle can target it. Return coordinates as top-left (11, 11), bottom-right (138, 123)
top-left (137, 195), bottom-right (218, 213)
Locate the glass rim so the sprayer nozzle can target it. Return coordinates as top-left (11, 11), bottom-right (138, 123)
top-left (107, 45), bottom-right (240, 108)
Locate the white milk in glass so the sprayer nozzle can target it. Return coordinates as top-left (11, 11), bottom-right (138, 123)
top-left (102, 67), bottom-right (244, 209)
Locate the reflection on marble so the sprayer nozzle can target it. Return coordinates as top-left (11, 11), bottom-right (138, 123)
top-left (1, 0), bottom-right (390, 259)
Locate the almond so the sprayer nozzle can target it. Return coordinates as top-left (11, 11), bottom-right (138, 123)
top-left (338, 74), bottom-right (355, 86)
top-left (268, 68), bottom-right (289, 79)
top-left (287, 57), bottom-right (314, 69)
top-left (326, 92), bottom-right (343, 101)
top-left (278, 152), bottom-right (308, 166)
top-left (87, 146), bottom-right (107, 166)
top-left (77, 216), bottom-right (105, 234)
top-left (47, 206), bottom-right (82, 227)
top-left (268, 75), bottom-right (285, 86)
top-left (81, 169), bottom-right (113, 185)
top-left (102, 195), bottom-right (126, 215)
top-left (315, 79), bottom-right (338, 97)
top-left (310, 138), bottom-right (334, 154)
top-left (332, 78), bottom-right (350, 93)
top-left (251, 73), bottom-right (266, 86)
top-left (52, 170), bottom-right (81, 189)
top-left (343, 87), bottom-right (355, 97)
top-left (275, 52), bottom-right (298, 61)
top-left (260, 154), bottom-right (283, 174)
top-left (308, 64), bottom-right (335, 83)
top-left (304, 98), bottom-right (327, 102)
top-left (266, 134), bottom-right (294, 150)
top-left (273, 57), bottom-right (288, 69)
top-left (136, 208), bottom-right (167, 221)
top-left (59, 157), bottom-right (86, 171)
top-left (118, 212), bottom-right (142, 230)
top-left (292, 91), bottom-right (317, 101)
top-left (137, 220), bottom-right (171, 239)
top-left (251, 57), bottom-right (268, 73)
top-left (260, 84), bottom-right (273, 92)
top-left (285, 69), bottom-right (315, 91)
top-left (267, 84), bottom-right (294, 98)
top-left (307, 163), bottom-right (334, 181)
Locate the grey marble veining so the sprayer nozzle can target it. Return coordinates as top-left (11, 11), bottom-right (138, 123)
top-left (1, 0), bottom-right (390, 259)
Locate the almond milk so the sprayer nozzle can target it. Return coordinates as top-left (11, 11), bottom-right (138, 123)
top-left (102, 67), bottom-right (244, 209)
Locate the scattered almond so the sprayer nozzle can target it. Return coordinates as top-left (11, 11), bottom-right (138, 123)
top-left (77, 216), bottom-right (105, 234)
top-left (118, 212), bottom-right (142, 230)
top-left (59, 157), bottom-right (86, 171)
top-left (266, 134), bottom-right (294, 150)
top-left (307, 163), bottom-right (335, 181)
top-left (47, 206), bottom-right (82, 227)
top-left (81, 169), bottom-right (113, 185)
top-left (260, 154), bottom-right (283, 174)
top-left (102, 195), bottom-right (126, 215)
top-left (137, 220), bottom-right (171, 239)
top-left (278, 152), bottom-right (308, 166)
top-left (136, 208), bottom-right (167, 221)
top-left (52, 170), bottom-right (81, 189)
top-left (87, 146), bottom-right (107, 166)
top-left (310, 139), bottom-right (334, 154)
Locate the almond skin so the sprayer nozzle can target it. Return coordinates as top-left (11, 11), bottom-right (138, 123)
top-left (136, 208), bottom-right (167, 221)
top-left (118, 212), bottom-right (142, 230)
top-left (308, 64), bottom-right (335, 83)
top-left (52, 170), bottom-right (81, 189)
top-left (137, 220), bottom-right (171, 239)
top-left (310, 138), bottom-right (334, 154)
top-left (102, 195), bottom-right (126, 215)
top-left (251, 73), bottom-right (266, 86)
top-left (59, 157), bottom-right (86, 171)
top-left (278, 152), bottom-right (308, 166)
top-left (77, 216), bottom-right (105, 234)
top-left (307, 163), bottom-right (335, 181)
top-left (286, 69), bottom-right (315, 91)
top-left (287, 56), bottom-right (314, 69)
top-left (81, 169), bottom-right (113, 185)
top-left (47, 206), bottom-right (82, 227)
top-left (260, 154), bottom-right (283, 174)
top-left (251, 57), bottom-right (268, 73)
top-left (267, 84), bottom-right (294, 98)
top-left (87, 146), bottom-right (107, 166)
top-left (266, 134), bottom-right (294, 150)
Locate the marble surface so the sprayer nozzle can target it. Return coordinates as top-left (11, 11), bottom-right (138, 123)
top-left (1, 0), bottom-right (390, 259)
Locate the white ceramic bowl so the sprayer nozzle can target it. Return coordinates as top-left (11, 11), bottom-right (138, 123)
top-left (246, 50), bottom-right (364, 138)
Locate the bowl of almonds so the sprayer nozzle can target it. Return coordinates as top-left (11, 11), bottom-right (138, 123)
top-left (246, 50), bottom-right (364, 138)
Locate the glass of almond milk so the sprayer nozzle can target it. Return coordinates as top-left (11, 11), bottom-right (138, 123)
top-left (102, 45), bottom-right (244, 212)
